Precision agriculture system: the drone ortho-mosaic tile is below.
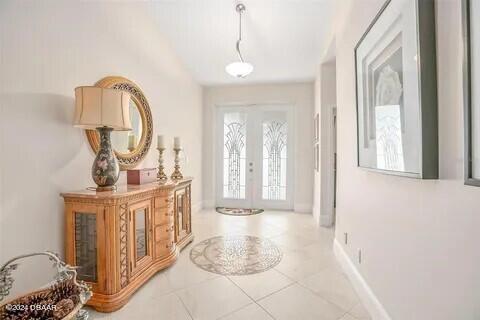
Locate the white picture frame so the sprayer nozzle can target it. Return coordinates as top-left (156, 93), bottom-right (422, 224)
top-left (355, 0), bottom-right (438, 179)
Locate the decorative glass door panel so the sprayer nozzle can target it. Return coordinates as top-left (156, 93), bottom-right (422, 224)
top-left (175, 186), bottom-right (190, 242)
top-left (135, 208), bottom-right (147, 260)
top-left (262, 119), bottom-right (288, 201)
top-left (129, 200), bottom-right (153, 276)
top-left (74, 212), bottom-right (97, 282)
top-left (217, 106), bottom-right (293, 210)
top-left (223, 112), bottom-right (247, 200)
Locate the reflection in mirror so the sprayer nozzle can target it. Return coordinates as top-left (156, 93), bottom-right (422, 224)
top-left (135, 208), bottom-right (147, 260)
top-left (111, 100), bottom-right (143, 154)
top-left (375, 105), bottom-right (404, 172)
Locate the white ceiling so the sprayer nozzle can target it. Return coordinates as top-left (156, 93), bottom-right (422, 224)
top-left (147, 0), bottom-right (335, 85)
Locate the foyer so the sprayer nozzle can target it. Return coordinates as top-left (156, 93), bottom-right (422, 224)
top-left (0, 0), bottom-right (479, 320)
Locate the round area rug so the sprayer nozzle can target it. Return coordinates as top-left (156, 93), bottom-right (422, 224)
top-left (190, 235), bottom-right (282, 275)
top-left (216, 207), bottom-right (264, 216)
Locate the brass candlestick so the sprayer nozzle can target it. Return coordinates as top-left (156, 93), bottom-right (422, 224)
top-left (170, 147), bottom-right (183, 181)
top-left (157, 147), bottom-right (168, 184)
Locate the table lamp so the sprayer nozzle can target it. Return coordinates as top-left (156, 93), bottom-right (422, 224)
top-left (74, 86), bottom-right (132, 191)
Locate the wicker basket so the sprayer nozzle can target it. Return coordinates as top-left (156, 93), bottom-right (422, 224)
top-left (0, 252), bottom-right (92, 320)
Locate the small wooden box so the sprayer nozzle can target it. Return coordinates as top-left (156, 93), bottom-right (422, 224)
top-left (127, 168), bottom-right (157, 185)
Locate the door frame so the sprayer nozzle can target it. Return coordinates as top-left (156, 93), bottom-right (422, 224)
top-left (320, 105), bottom-right (337, 226)
top-left (215, 104), bottom-right (295, 210)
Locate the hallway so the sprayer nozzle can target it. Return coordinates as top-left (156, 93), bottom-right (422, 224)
top-left (2, 1), bottom-right (478, 318)
top-left (89, 210), bottom-right (370, 320)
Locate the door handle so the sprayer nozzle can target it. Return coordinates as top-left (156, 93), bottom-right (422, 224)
top-left (249, 169), bottom-right (253, 172)
top-left (249, 162), bottom-right (253, 166)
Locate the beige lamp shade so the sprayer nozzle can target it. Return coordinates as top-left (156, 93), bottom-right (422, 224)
top-left (74, 86), bottom-right (132, 131)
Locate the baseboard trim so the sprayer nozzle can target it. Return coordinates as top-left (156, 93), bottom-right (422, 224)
top-left (202, 199), bottom-right (215, 209)
top-left (320, 214), bottom-right (334, 227)
top-left (294, 203), bottom-right (312, 213)
top-left (192, 201), bottom-right (204, 213)
top-left (333, 239), bottom-right (392, 320)
top-left (202, 200), bottom-right (312, 213)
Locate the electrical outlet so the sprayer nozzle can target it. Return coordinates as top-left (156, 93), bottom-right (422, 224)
top-left (358, 249), bottom-right (362, 264)
top-left (344, 232), bottom-right (348, 245)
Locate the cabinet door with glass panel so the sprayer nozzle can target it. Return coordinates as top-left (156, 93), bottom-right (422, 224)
top-left (174, 185), bottom-right (191, 243)
top-left (128, 200), bottom-right (153, 277)
top-left (66, 203), bottom-right (107, 293)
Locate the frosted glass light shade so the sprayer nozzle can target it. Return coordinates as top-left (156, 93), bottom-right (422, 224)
top-left (225, 61), bottom-right (254, 78)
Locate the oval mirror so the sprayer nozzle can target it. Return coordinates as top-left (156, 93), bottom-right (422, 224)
top-left (85, 76), bottom-right (153, 170)
top-left (111, 100), bottom-right (143, 154)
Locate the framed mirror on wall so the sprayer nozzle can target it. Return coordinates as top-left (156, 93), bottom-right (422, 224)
top-left (355, 0), bottom-right (438, 179)
top-left (463, 0), bottom-right (480, 186)
top-left (85, 76), bottom-right (153, 170)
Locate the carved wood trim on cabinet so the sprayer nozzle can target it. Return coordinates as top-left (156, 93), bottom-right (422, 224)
top-left (119, 203), bottom-right (129, 289)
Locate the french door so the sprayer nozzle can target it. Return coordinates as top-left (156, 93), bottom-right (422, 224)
top-left (216, 105), bottom-right (294, 210)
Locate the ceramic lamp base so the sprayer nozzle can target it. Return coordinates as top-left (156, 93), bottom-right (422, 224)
top-left (92, 127), bottom-right (120, 191)
top-left (96, 185), bottom-right (117, 192)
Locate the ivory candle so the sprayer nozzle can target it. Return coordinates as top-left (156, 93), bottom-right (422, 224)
top-left (174, 136), bottom-right (181, 149)
top-left (157, 135), bottom-right (165, 149)
top-left (128, 134), bottom-right (136, 150)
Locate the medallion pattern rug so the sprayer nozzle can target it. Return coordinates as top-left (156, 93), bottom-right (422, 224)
top-left (215, 207), bottom-right (264, 216)
top-left (190, 235), bottom-right (282, 275)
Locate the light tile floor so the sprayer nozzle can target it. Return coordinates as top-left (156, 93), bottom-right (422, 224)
top-left (89, 209), bottom-right (371, 320)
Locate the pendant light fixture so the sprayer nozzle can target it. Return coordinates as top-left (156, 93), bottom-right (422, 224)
top-left (226, 3), bottom-right (254, 78)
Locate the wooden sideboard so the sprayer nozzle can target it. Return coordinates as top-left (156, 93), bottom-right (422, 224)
top-left (61, 178), bottom-right (193, 312)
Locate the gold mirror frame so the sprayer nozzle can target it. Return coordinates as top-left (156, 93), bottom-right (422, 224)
top-left (85, 76), bottom-right (153, 170)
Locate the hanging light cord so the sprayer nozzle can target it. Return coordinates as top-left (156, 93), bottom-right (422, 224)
top-left (236, 4), bottom-right (245, 63)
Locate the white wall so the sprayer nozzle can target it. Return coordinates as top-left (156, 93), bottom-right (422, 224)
top-left (0, 0), bottom-right (202, 293)
top-left (203, 83), bottom-right (314, 212)
top-left (333, 0), bottom-right (480, 319)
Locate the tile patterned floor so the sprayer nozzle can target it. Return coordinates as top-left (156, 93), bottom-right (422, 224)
top-left (89, 209), bottom-right (371, 320)
top-left (189, 235), bottom-right (283, 275)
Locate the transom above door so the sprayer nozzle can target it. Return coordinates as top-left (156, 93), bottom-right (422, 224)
top-left (216, 105), bottom-right (294, 210)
